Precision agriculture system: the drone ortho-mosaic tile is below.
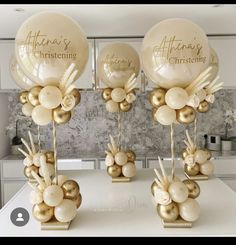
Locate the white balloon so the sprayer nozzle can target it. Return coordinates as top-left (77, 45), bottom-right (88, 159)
top-left (194, 150), bottom-right (208, 164)
top-left (22, 102), bottom-right (34, 116)
top-left (168, 181), bottom-right (189, 203)
top-left (33, 153), bottom-right (46, 167)
top-left (165, 87), bottom-right (188, 109)
top-left (52, 175), bottom-right (69, 186)
top-left (105, 153), bottom-right (115, 166)
top-left (111, 88), bottom-right (127, 103)
top-left (32, 105), bottom-right (52, 126)
top-left (115, 152), bottom-right (128, 166)
top-left (122, 162), bottom-right (136, 177)
top-left (199, 161), bottom-right (214, 175)
top-left (155, 105), bottom-right (176, 125)
top-left (105, 100), bottom-right (119, 113)
top-left (43, 185), bottom-right (63, 207)
top-left (54, 199), bottom-right (77, 223)
top-left (179, 198), bottom-right (200, 222)
top-left (39, 164), bottom-right (54, 177)
top-left (39, 86), bottom-right (63, 109)
top-left (23, 156), bottom-right (33, 166)
top-left (30, 190), bottom-right (43, 205)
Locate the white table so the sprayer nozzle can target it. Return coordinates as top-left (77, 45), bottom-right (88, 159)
top-left (0, 169), bottom-right (236, 237)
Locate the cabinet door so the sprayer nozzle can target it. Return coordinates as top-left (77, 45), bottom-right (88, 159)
top-left (0, 40), bottom-right (19, 90)
top-left (95, 38), bottom-right (143, 89)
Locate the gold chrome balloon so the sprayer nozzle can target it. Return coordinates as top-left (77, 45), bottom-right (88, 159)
top-left (27, 86), bottom-right (42, 106)
top-left (45, 151), bottom-right (54, 164)
top-left (62, 180), bottom-right (80, 200)
top-left (74, 193), bottom-right (82, 209)
top-left (19, 91), bottom-right (29, 104)
top-left (152, 107), bottom-right (158, 121)
top-left (102, 88), bottom-right (113, 101)
top-left (107, 164), bottom-right (122, 177)
top-left (24, 165), bottom-right (39, 179)
top-left (182, 149), bottom-right (189, 159)
top-left (148, 88), bottom-right (166, 108)
top-left (151, 181), bottom-right (159, 196)
top-left (32, 202), bottom-right (54, 223)
top-left (119, 100), bottom-right (132, 112)
top-left (183, 179), bottom-right (200, 199)
top-left (184, 163), bottom-right (200, 176)
top-left (197, 100), bottom-right (210, 113)
top-left (53, 106), bottom-right (71, 124)
top-left (126, 150), bottom-right (136, 162)
top-left (202, 148), bottom-right (212, 160)
top-left (176, 106), bottom-right (196, 124)
top-left (157, 202), bottom-right (179, 222)
top-left (70, 88), bottom-right (81, 106)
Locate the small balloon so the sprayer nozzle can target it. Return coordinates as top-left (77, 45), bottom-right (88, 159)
top-left (32, 202), bottom-right (54, 223)
top-left (74, 193), bottom-right (82, 209)
top-left (194, 150), bottom-right (208, 164)
top-left (122, 162), bottom-right (136, 178)
top-left (179, 198), bottom-right (200, 222)
top-left (53, 106), bottom-right (71, 124)
top-left (106, 100), bottom-right (119, 113)
top-left (165, 87), bottom-right (189, 110)
top-left (43, 185), bottom-right (64, 207)
top-left (24, 165), bottom-right (39, 179)
top-left (19, 91), bottom-right (29, 104)
top-left (32, 105), bottom-right (52, 126)
top-left (54, 199), bottom-right (77, 223)
top-left (155, 105), bottom-right (176, 125)
top-left (111, 88), bottom-right (127, 103)
top-left (183, 179), bottom-right (200, 199)
top-left (148, 88), bottom-right (166, 108)
top-left (151, 181), bottom-right (159, 196)
top-left (102, 88), bottom-right (113, 101)
top-left (197, 100), bottom-right (210, 113)
top-left (157, 202), bottom-right (179, 222)
top-left (45, 151), bottom-right (54, 164)
top-left (176, 105), bottom-right (196, 124)
top-left (184, 163), bottom-right (200, 176)
top-left (39, 86), bottom-right (63, 109)
top-left (199, 160), bottom-right (214, 175)
top-left (126, 150), bottom-right (136, 162)
top-left (119, 100), bottom-right (132, 112)
top-left (28, 86), bottom-right (43, 106)
top-left (168, 181), bottom-right (189, 203)
top-left (115, 152), bottom-right (128, 166)
top-left (107, 164), bottom-right (122, 177)
top-left (61, 180), bottom-right (80, 200)
top-left (22, 102), bottom-right (34, 117)
top-left (70, 88), bottom-right (81, 106)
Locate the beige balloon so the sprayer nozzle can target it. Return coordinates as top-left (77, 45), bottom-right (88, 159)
top-left (39, 164), bottom-right (54, 177)
top-left (199, 160), bottom-right (214, 175)
top-left (105, 100), bottom-right (119, 113)
top-left (22, 102), bottom-right (34, 116)
top-left (179, 198), bottom-right (200, 222)
top-left (15, 11), bottom-right (89, 86)
top-left (54, 199), bottom-right (77, 223)
top-left (97, 42), bottom-right (140, 88)
top-left (155, 105), bottom-right (176, 125)
top-left (32, 105), bottom-right (52, 126)
top-left (122, 162), bottom-right (136, 178)
top-left (141, 18), bottom-right (210, 89)
top-left (43, 185), bottom-right (64, 207)
top-left (165, 87), bottom-right (189, 109)
top-left (194, 150), bottom-right (208, 164)
top-left (208, 47), bottom-right (219, 82)
top-left (39, 86), bottom-right (63, 109)
top-left (115, 152), bottom-right (128, 166)
top-left (168, 181), bottom-right (189, 203)
top-left (111, 88), bottom-right (127, 102)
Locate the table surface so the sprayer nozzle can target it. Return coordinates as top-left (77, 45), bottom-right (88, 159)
top-left (0, 169), bottom-right (236, 237)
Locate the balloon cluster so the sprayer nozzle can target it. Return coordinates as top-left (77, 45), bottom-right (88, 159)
top-left (151, 157), bottom-right (200, 223)
top-left (105, 135), bottom-right (137, 178)
top-left (182, 130), bottom-right (214, 177)
top-left (18, 131), bottom-right (55, 180)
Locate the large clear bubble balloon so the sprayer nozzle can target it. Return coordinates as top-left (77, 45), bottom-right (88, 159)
top-left (141, 18), bottom-right (210, 89)
top-left (97, 42), bottom-right (140, 88)
top-left (208, 47), bottom-right (219, 82)
top-left (15, 11), bottom-right (89, 87)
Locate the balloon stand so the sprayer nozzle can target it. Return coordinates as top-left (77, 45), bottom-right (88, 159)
top-left (184, 173), bottom-right (208, 181)
top-left (161, 218), bottom-right (192, 228)
top-left (41, 218), bottom-right (71, 231)
top-left (112, 176), bottom-right (131, 183)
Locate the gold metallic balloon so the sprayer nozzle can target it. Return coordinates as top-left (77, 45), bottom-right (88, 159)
top-left (148, 88), bottom-right (166, 108)
top-left (202, 148), bottom-right (212, 160)
top-left (53, 106), bottom-right (71, 124)
top-left (102, 88), bottom-right (113, 101)
top-left (27, 86), bottom-right (42, 106)
top-left (119, 100), bottom-right (132, 112)
top-left (62, 180), bottom-right (80, 200)
top-left (24, 165), bottom-right (39, 179)
top-left (19, 91), bottom-right (29, 104)
top-left (197, 100), bottom-right (210, 113)
top-left (32, 202), bottom-right (54, 223)
top-left (70, 88), bottom-right (81, 106)
top-left (151, 181), bottom-right (159, 196)
top-left (183, 179), bottom-right (200, 199)
top-left (107, 164), bottom-right (122, 178)
top-left (176, 106), bottom-right (196, 124)
top-left (152, 107), bottom-right (158, 121)
top-left (182, 149), bottom-right (189, 159)
top-left (157, 202), bottom-right (179, 222)
top-left (126, 150), bottom-right (136, 162)
top-left (184, 163), bottom-right (200, 176)
top-left (45, 151), bottom-right (54, 164)
top-left (74, 193), bottom-right (82, 209)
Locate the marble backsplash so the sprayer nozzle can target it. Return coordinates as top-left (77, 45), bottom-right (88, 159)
top-left (6, 89), bottom-right (236, 158)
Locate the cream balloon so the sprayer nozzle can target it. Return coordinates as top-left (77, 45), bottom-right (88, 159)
top-left (97, 42), bottom-right (140, 88)
top-left (115, 152), bottom-right (128, 166)
top-left (105, 100), bottom-right (119, 113)
top-left (105, 153), bottom-right (115, 166)
top-left (208, 47), bottom-right (219, 82)
top-left (39, 86), bottom-right (62, 109)
top-left (111, 88), bottom-right (127, 103)
top-left (122, 162), bottom-right (136, 178)
top-left (31, 105), bottom-right (52, 126)
top-left (52, 175), bottom-right (69, 186)
top-left (155, 105), bottom-right (176, 125)
top-left (33, 153), bottom-right (46, 167)
top-left (39, 164), bottom-right (54, 177)
top-left (141, 18), bottom-right (210, 89)
top-left (43, 185), bottom-right (63, 207)
top-left (165, 87), bottom-right (189, 109)
top-left (22, 102), bottom-right (34, 116)
top-left (15, 11), bottom-right (89, 86)
top-left (194, 150), bottom-right (208, 164)
top-left (179, 198), bottom-right (200, 222)
top-left (168, 181), bottom-right (189, 203)
top-left (199, 160), bottom-right (214, 175)
top-left (54, 199), bottom-right (77, 223)
top-left (30, 190), bottom-right (43, 205)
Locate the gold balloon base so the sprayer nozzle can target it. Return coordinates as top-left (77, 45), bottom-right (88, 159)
top-left (41, 218), bottom-right (72, 230)
top-left (185, 172), bottom-right (209, 180)
top-left (112, 176), bottom-right (131, 183)
top-left (161, 218), bottom-right (192, 228)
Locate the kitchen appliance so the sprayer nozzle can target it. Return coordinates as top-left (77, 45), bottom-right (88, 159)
top-left (206, 134), bottom-right (221, 151)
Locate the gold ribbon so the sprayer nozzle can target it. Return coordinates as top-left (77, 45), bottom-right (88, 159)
top-left (37, 125), bottom-right (41, 152)
top-left (52, 120), bottom-right (58, 185)
top-left (170, 123), bottom-right (175, 181)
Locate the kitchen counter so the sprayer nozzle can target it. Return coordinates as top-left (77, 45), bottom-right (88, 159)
top-left (0, 169), bottom-right (236, 237)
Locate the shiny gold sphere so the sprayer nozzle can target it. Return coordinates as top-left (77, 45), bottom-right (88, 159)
top-left (202, 148), bottom-right (212, 160)
top-left (19, 91), bottom-right (29, 104)
top-left (197, 100), bottom-right (210, 113)
top-left (32, 202), bottom-right (54, 223)
top-left (45, 151), bottom-right (54, 164)
top-left (102, 88), bottom-right (113, 101)
top-left (157, 202), bottom-right (179, 222)
top-left (70, 88), bottom-right (81, 106)
top-left (24, 165), bottom-right (39, 179)
top-left (107, 164), bottom-right (122, 178)
top-left (184, 163), bottom-right (200, 176)
top-left (61, 180), bottom-right (80, 200)
top-left (152, 107), bottom-right (158, 121)
top-left (126, 150), bottom-right (136, 162)
top-left (74, 193), bottom-right (82, 209)
top-left (119, 100), bottom-right (132, 112)
top-left (53, 106), bottom-right (71, 124)
top-left (182, 149), bottom-right (189, 159)
top-left (176, 105), bottom-right (196, 124)
top-left (183, 179), bottom-right (200, 199)
top-left (151, 181), bottom-right (159, 196)
top-left (148, 88), bottom-right (166, 108)
top-left (28, 86), bottom-right (42, 106)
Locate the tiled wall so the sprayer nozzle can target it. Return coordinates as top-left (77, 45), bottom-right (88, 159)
top-left (6, 89), bottom-right (236, 158)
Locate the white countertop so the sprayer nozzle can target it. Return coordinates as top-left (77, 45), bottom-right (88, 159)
top-left (0, 169), bottom-right (236, 237)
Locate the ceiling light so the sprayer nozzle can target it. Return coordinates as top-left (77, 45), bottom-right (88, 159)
top-left (14, 8), bottom-right (25, 12)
